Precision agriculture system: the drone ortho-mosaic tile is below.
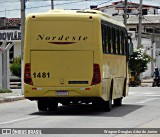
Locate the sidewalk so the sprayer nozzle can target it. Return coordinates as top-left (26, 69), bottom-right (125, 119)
top-left (141, 78), bottom-right (153, 87)
top-left (141, 78), bottom-right (153, 83)
top-left (0, 89), bottom-right (24, 103)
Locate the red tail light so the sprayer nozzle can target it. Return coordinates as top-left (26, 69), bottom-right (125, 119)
top-left (91, 64), bottom-right (101, 85)
top-left (24, 63), bottom-right (33, 85)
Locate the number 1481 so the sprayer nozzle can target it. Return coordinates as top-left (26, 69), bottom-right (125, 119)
top-left (33, 72), bottom-right (50, 78)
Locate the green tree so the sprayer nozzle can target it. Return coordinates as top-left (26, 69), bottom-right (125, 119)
top-left (10, 56), bottom-right (21, 78)
top-left (128, 48), bottom-right (152, 85)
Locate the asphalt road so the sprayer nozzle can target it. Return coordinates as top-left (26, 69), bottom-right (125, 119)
top-left (0, 87), bottom-right (160, 137)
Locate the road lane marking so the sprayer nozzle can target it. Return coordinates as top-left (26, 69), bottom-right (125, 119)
top-left (144, 95), bottom-right (160, 97)
top-left (0, 116), bottom-right (38, 125)
top-left (141, 93), bottom-right (153, 95)
top-left (135, 98), bottom-right (159, 104)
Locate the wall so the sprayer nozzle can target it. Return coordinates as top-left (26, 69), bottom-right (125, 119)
top-left (156, 49), bottom-right (160, 69)
top-left (14, 41), bottom-right (21, 58)
top-left (0, 51), bottom-right (2, 88)
top-left (0, 30), bottom-right (21, 61)
top-left (131, 35), bottom-right (155, 78)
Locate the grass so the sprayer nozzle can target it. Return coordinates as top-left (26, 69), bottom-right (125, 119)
top-left (0, 89), bottom-right (12, 93)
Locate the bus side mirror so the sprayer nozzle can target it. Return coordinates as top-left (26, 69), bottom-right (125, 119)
top-left (128, 42), bottom-right (133, 55)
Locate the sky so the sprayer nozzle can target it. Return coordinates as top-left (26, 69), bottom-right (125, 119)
top-left (0, 0), bottom-right (159, 18)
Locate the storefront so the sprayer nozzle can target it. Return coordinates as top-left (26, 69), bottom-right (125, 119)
top-left (0, 30), bottom-right (21, 63)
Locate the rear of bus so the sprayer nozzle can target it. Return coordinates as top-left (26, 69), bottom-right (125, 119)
top-left (24, 10), bottom-right (103, 108)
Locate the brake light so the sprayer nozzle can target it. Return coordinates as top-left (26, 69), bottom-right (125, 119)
top-left (24, 63), bottom-right (33, 85)
top-left (91, 64), bottom-right (101, 85)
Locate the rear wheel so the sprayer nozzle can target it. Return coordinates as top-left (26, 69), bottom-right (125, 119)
top-left (103, 94), bottom-right (112, 112)
top-left (48, 100), bottom-right (58, 111)
top-left (92, 94), bottom-right (112, 112)
top-left (114, 97), bottom-right (122, 106)
top-left (37, 99), bottom-right (47, 111)
top-left (103, 81), bottom-right (113, 112)
top-left (92, 101), bottom-right (100, 111)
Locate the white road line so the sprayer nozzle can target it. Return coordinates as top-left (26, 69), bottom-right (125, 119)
top-left (136, 98), bottom-right (159, 104)
top-left (0, 116), bottom-right (38, 125)
top-left (141, 93), bottom-right (153, 95)
top-left (144, 95), bottom-right (160, 97)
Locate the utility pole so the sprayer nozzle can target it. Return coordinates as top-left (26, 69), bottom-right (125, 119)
top-left (151, 26), bottom-right (155, 75)
top-left (124, 0), bottom-right (128, 27)
top-left (0, 48), bottom-right (2, 88)
top-left (51, 0), bottom-right (54, 9)
top-left (137, 0), bottom-right (143, 49)
top-left (21, 0), bottom-right (26, 94)
top-left (1, 42), bottom-right (13, 89)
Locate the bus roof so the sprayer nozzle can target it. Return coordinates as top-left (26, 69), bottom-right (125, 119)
top-left (48, 9), bottom-right (110, 18)
top-left (27, 9), bottom-right (125, 28)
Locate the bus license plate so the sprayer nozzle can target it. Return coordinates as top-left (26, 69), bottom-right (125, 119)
top-left (56, 90), bottom-right (68, 96)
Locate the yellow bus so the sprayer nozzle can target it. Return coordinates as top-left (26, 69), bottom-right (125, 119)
top-left (24, 10), bottom-right (133, 112)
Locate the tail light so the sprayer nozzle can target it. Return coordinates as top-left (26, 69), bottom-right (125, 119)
top-left (24, 63), bottom-right (33, 85)
top-left (91, 64), bottom-right (101, 85)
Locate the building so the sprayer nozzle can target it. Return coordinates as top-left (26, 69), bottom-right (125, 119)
top-left (97, 1), bottom-right (160, 16)
top-left (0, 17), bottom-right (21, 63)
top-left (96, 1), bottom-right (160, 78)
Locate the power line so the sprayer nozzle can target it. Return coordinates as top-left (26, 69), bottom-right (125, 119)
top-left (0, 0), bottom-right (116, 12)
top-left (0, 0), bottom-right (116, 3)
top-left (83, 0), bottom-right (114, 10)
top-left (27, 0), bottom-right (85, 10)
top-left (0, 0), bottom-right (86, 13)
top-left (95, 0), bottom-right (114, 6)
top-left (0, 0), bottom-right (19, 3)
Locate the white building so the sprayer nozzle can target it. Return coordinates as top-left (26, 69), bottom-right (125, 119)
top-left (0, 18), bottom-right (21, 63)
top-left (0, 18), bottom-right (21, 88)
top-left (0, 30), bottom-right (21, 63)
top-left (96, 1), bottom-right (160, 78)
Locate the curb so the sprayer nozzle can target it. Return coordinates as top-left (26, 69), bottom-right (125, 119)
top-left (141, 81), bottom-right (153, 83)
top-left (0, 95), bottom-right (25, 103)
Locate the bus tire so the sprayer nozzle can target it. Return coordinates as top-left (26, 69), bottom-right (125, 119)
top-left (114, 97), bottom-right (123, 106)
top-left (48, 100), bottom-right (58, 111)
top-left (37, 99), bottom-right (47, 111)
top-left (101, 82), bottom-right (113, 112)
top-left (92, 101), bottom-right (100, 111)
top-left (104, 80), bottom-right (113, 111)
top-left (123, 78), bottom-right (127, 97)
top-left (92, 97), bottom-right (112, 112)
top-left (103, 93), bottom-right (112, 112)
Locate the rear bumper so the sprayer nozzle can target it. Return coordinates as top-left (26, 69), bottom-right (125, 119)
top-left (24, 84), bottom-right (102, 99)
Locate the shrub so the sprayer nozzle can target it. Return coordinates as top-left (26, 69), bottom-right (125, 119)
top-left (0, 89), bottom-right (12, 93)
top-left (10, 56), bottom-right (21, 78)
top-left (128, 48), bottom-right (152, 85)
